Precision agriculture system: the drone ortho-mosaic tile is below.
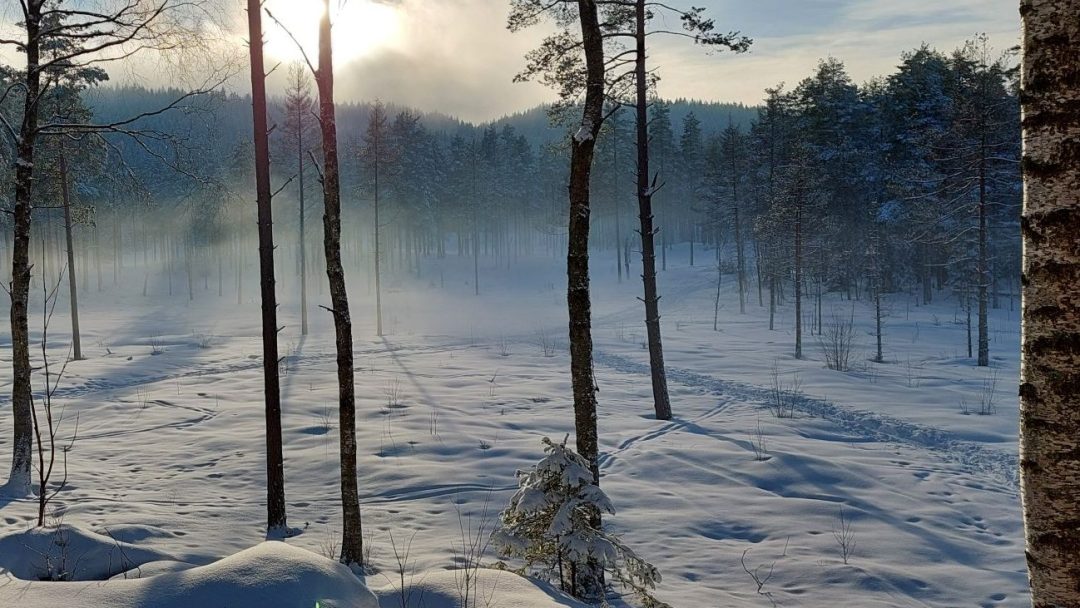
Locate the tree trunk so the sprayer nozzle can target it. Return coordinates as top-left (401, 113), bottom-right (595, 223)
top-left (966, 295), bottom-right (973, 358)
top-left (6, 3), bottom-right (41, 494)
top-left (247, 0), bottom-right (287, 534)
top-left (977, 133), bottom-right (990, 367)
top-left (566, 3), bottom-right (605, 598)
top-left (94, 222), bottom-right (101, 293)
top-left (373, 128), bottom-right (383, 337)
top-left (794, 197), bottom-right (803, 359)
top-left (634, 0), bottom-right (672, 421)
top-left (185, 242), bottom-right (194, 302)
top-left (713, 241), bottom-right (721, 331)
top-left (59, 149), bottom-right (82, 361)
top-left (317, 1), bottom-right (364, 567)
top-left (1019, 1), bottom-right (1080, 604)
top-left (769, 275), bottom-right (776, 331)
top-left (298, 114), bottom-right (308, 336)
top-left (874, 286), bottom-right (883, 363)
top-left (614, 132), bottom-right (623, 284)
top-left (732, 156), bottom-right (746, 314)
top-left (756, 245), bottom-right (764, 307)
top-left (472, 150), bottom-right (480, 296)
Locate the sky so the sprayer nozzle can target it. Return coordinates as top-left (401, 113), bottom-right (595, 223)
top-left (1, 0), bottom-right (1021, 123)
top-left (260, 0), bottom-right (1020, 122)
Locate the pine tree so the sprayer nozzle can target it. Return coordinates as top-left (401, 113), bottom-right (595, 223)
top-left (315, 0), bottom-right (364, 567)
top-left (359, 100), bottom-right (395, 337)
top-left (281, 62), bottom-right (316, 336)
top-left (493, 437), bottom-right (662, 603)
top-left (246, 0), bottom-right (287, 534)
top-left (678, 111), bottom-right (704, 266)
top-left (945, 36), bottom-right (1018, 366)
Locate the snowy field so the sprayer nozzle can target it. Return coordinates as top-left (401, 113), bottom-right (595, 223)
top-left (0, 243), bottom-right (1026, 607)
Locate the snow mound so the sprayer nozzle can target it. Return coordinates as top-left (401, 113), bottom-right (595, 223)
top-left (0, 524), bottom-right (175, 581)
top-left (370, 568), bottom-right (589, 608)
top-left (0, 541), bottom-right (379, 608)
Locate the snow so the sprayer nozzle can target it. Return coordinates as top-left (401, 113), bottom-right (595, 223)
top-left (369, 568), bottom-right (589, 608)
top-left (573, 120), bottom-right (594, 143)
top-left (0, 242), bottom-right (1026, 606)
top-left (0, 540), bottom-right (379, 607)
top-left (0, 524), bottom-right (175, 580)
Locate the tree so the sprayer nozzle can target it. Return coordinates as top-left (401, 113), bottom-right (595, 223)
top-left (509, 8), bottom-right (748, 419)
top-left (884, 46), bottom-right (953, 307)
top-left (246, 0), bottom-right (287, 535)
top-left (625, 0), bottom-right (750, 421)
top-left (765, 146), bottom-right (825, 359)
top-left (508, 0), bottom-right (606, 595)
top-left (649, 99), bottom-right (674, 272)
top-left (313, 0), bottom-right (365, 567)
top-left (792, 57), bottom-right (866, 310)
top-left (2, 0), bottom-right (217, 495)
top-left (946, 37), bottom-right (1018, 367)
top-left (281, 62), bottom-right (316, 336)
top-left (750, 85), bottom-right (797, 326)
top-left (34, 58), bottom-right (106, 363)
top-left (678, 111), bottom-right (703, 266)
top-left (595, 107), bottom-right (631, 281)
top-left (493, 437), bottom-right (661, 603)
top-left (359, 100), bottom-right (394, 337)
top-left (1018, 0), bottom-right (1080, 604)
top-left (703, 120), bottom-right (748, 315)
top-left (387, 109), bottom-right (438, 274)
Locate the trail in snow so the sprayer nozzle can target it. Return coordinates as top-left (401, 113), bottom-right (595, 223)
top-left (593, 349), bottom-right (1019, 489)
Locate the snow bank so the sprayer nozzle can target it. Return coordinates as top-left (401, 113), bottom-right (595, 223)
top-left (0, 541), bottom-right (379, 608)
top-left (370, 568), bottom-right (589, 608)
top-left (0, 524), bottom-right (175, 581)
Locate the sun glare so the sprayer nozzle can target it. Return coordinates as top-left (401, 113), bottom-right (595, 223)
top-left (263, 0), bottom-right (401, 64)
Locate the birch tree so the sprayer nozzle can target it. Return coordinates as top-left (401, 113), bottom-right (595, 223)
top-left (1018, 0), bottom-right (1080, 604)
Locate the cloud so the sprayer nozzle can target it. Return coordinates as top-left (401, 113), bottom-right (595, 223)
top-left (326, 0), bottom-right (554, 123)
top-left (1, 0), bottom-right (1019, 122)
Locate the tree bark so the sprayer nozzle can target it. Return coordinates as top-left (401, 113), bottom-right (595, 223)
top-left (566, 2), bottom-right (605, 598)
top-left (794, 195), bottom-right (803, 359)
top-left (372, 114), bottom-right (383, 337)
top-left (298, 99), bottom-right (308, 336)
top-left (634, 0), bottom-right (672, 421)
top-left (59, 148), bottom-right (82, 361)
top-left (6, 1), bottom-right (42, 494)
top-left (731, 143), bottom-right (746, 314)
top-left (977, 131), bottom-right (990, 367)
top-left (569, 0), bottom-right (604, 489)
top-left (317, 0), bottom-right (364, 567)
top-left (1019, 1), bottom-right (1080, 605)
top-left (247, 0), bottom-right (287, 533)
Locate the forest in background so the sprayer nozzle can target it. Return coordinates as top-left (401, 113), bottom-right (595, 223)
top-left (0, 35), bottom-right (1019, 370)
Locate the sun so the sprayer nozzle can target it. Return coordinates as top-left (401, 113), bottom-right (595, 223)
top-left (262, 0), bottom-right (401, 65)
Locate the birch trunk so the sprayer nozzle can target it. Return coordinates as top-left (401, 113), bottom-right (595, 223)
top-left (1019, 1), bottom-right (1080, 604)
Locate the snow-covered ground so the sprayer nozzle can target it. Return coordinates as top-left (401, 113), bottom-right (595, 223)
top-left (0, 243), bottom-right (1026, 606)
